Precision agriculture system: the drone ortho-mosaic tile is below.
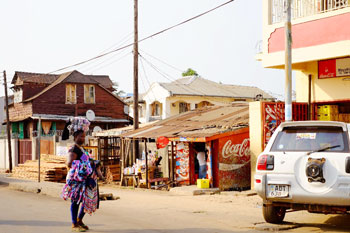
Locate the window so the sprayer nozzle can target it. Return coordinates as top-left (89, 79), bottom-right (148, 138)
top-left (271, 126), bottom-right (349, 152)
top-left (139, 105), bottom-right (144, 118)
top-left (84, 85), bottom-right (95, 104)
top-left (151, 102), bottom-right (162, 116)
top-left (14, 88), bottom-right (23, 103)
top-left (66, 84), bottom-right (76, 104)
top-left (179, 102), bottom-right (190, 114)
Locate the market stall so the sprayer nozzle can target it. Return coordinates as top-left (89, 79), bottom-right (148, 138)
top-left (120, 102), bottom-right (251, 190)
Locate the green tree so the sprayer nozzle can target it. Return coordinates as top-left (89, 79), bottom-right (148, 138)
top-left (112, 81), bottom-right (125, 96)
top-left (182, 68), bottom-right (198, 77)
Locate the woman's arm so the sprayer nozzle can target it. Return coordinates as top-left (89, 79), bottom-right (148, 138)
top-left (66, 151), bottom-right (78, 168)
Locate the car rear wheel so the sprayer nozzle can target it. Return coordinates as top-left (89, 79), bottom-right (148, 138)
top-left (263, 205), bottom-right (286, 224)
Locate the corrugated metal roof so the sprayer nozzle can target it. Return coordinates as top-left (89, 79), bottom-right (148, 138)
top-left (93, 121), bottom-right (157, 137)
top-left (120, 102), bottom-right (249, 139)
top-left (13, 71), bottom-right (113, 89)
top-left (158, 76), bottom-right (275, 99)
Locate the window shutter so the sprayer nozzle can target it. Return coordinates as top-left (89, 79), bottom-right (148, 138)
top-left (72, 85), bottom-right (76, 103)
top-left (66, 85), bottom-right (70, 103)
top-left (84, 85), bottom-right (88, 103)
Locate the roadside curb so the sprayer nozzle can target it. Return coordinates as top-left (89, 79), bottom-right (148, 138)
top-left (0, 174), bottom-right (64, 198)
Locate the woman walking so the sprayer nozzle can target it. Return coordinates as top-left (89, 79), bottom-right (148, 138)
top-left (61, 117), bottom-right (103, 232)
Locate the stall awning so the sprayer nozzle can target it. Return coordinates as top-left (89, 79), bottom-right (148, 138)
top-left (119, 102), bottom-right (249, 140)
top-left (31, 114), bottom-right (129, 123)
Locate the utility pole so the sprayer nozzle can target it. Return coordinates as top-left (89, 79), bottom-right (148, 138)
top-left (3, 71), bottom-right (12, 172)
top-left (38, 117), bottom-right (41, 182)
top-left (133, 0), bottom-right (139, 164)
top-left (285, 0), bottom-right (292, 122)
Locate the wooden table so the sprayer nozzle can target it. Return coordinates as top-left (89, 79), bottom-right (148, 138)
top-left (122, 174), bottom-right (139, 187)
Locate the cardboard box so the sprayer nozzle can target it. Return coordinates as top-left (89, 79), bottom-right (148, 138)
top-left (197, 179), bottom-right (209, 189)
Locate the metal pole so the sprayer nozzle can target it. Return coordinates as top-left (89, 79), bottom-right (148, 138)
top-left (3, 71), bottom-right (12, 172)
top-left (144, 139), bottom-right (148, 189)
top-left (285, 0), bottom-right (293, 122)
top-left (308, 75), bottom-right (312, 120)
top-left (133, 0), bottom-right (139, 164)
top-left (38, 117), bottom-right (41, 182)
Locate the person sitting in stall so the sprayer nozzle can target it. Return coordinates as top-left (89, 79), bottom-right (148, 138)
top-left (194, 146), bottom-right (207, 179)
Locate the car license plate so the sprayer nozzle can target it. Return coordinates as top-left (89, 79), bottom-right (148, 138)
top-left (268, 184), bottom-right (289, 198)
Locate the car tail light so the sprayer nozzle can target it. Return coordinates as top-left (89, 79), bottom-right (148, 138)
top-left (257, 154), bottom-right (274, 170)
top-left (255, 179), bottom-right (261, 184)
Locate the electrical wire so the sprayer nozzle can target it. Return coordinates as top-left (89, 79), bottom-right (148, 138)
top-left (88, 50), bottom-right (132, 74)
top-left (47, 0), bottom-right (235, 74)
top-left (139, 56), bottom-right (172, 117)
top-left (139, 49), bottom-right (183, 72)
top-left (5, 0), bottom-right (235, 84)
top-left (80, 33), bottom-right (134, 72)
top-left (139, 53), bottom-right (209, 97)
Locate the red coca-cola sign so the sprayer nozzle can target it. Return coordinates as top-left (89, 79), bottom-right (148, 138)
top-left (217, 130), bottom-right (251, 190)
top-left (222, 138), bottom-right (250, 159)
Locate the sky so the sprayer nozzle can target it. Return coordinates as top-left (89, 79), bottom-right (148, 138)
top-left (0, 0), bottom-right (292, 98)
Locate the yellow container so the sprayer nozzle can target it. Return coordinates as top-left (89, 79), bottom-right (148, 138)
top-left (317, 113), bottom-right (338, 121)
top-left (318, 105), bottom-right (338, 115)
top-left (197, 179), bottom-right (209, 189)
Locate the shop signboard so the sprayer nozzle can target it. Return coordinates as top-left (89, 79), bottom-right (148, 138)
top-left (218, 131), bottom-right (250, 190)
top-left (319, 58), bottom-right (350, 79)
top-left (175, 142), bottom-right (190, 185)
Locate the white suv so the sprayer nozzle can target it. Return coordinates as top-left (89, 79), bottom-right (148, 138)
top-left (255, 121), bottom-right (350, 223)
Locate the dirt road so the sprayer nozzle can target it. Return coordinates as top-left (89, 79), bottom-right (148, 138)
top-left (1, 182), bottom-right (349, 233)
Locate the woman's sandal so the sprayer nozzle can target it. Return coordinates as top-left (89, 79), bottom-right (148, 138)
top-left (77, 218), bottom-right (89, 230)
top-left (72, 223), bottom-right (86, 232)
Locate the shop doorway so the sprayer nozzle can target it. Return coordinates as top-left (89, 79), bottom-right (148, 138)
top-left (190, 142), bottom-right (207, 185)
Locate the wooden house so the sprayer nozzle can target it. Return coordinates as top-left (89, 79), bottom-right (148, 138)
top-left (8, 70), bottom-right (130, 162)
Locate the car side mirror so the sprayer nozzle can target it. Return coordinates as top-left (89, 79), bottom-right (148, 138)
top-left (346, 157), bottom-right (350, 173)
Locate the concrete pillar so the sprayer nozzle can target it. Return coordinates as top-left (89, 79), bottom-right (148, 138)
top-left (162, 99), bottom-right (170, 119)
top-left (145, 103), bottom-right (151, 123)
top-left (32, 137), bottom-right (37, 160)
top-left (190, 103), bottom-right (196, 110)
top-left (249, 101), bottom-right (263, 189)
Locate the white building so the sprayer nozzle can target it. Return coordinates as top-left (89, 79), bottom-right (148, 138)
top-left (127, 76), bottom-right (275, 123)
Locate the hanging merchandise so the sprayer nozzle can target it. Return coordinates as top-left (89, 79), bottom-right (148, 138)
top-left (42, 121), bottom-right (52, 135)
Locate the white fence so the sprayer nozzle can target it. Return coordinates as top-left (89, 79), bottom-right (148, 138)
top-left (271, 0), bottom-right (349, 24)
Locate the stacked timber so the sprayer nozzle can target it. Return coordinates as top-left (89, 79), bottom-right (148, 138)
top-left (12, 154), bottom-right (68, 183)
top-left (105, 164), bottom-right (121, 183)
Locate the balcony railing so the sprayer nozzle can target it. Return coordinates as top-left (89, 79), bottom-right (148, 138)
top-left (271, 0), bottom-right (349, 24)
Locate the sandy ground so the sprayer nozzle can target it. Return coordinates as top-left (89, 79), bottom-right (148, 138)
top-left (1, 181), bottom-right (350, 233)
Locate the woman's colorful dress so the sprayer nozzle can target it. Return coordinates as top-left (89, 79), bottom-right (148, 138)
top-left (62, 147), bottom-right (99, 215)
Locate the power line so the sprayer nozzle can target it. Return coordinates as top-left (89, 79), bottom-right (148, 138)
top-left (139, 54), bottom-right (209, 97)
top-left (5, 0), bottom-right (235, 85)
top-left (86, 50), bottom-right (132, 74)
top-left (80, 33), bottom-right (134, 72)
top-left (47, 0), bottom-right (235, 74)
top-left (139, 56), bottom-right (172, 117)
top-left (139, 49), bottom-right (183, 72)
top-left (139, 55), bottom-right (157, 101)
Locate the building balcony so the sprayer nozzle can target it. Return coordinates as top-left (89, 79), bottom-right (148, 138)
top-left (271, 0), bottom-right (349, 24)
top-left (259, 0), bottom-right (350, 68)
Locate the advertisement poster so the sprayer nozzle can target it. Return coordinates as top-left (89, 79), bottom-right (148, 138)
top-left (218, 132), bottom-right (250, 190)
top-left (175, 142), bottom-right (190, 185)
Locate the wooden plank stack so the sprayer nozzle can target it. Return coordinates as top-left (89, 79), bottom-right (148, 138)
top-left (105, 164), bottom-right (121, 183)
top-left (12, 154), bottom-right (68, 183)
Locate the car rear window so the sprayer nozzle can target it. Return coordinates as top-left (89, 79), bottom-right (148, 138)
top-left (271, 126), bottom-right (349, 152)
